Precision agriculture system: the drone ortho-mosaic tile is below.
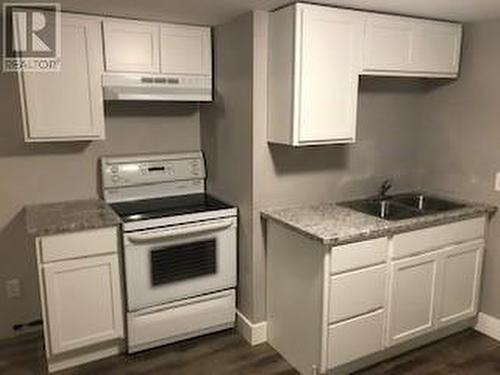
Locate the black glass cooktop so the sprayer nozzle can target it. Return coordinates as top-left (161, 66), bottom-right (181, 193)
top-left (110, 194), bottom-right (233, 222)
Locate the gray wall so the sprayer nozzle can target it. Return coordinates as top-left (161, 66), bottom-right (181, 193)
top-left (252, 79), bottom-right (424, 321)
top-left (417, 20), bottom-right (500, 318)
top-left (0, 72), bottom-right (201, 339)
top-left (202, 11), bottom-right (426, 323)
top-left (200, 13), bottom-right (257, 319)
top-left (252, 12), bottom-right (425, 323)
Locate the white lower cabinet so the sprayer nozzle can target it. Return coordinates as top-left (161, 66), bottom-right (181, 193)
top-left (35, 227), bottom-right (124, 372)
top-left (266, 216), bottom-right (487, 375)
top-left (387, 238), bottom-right (485, 347)
top-left (387, 252), bottom-right (439, 346)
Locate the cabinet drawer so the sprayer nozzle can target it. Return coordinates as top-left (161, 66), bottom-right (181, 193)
top-left (331, 237), bottom-right (387, 274)
top-left (327, 309), bottom-right (384, 368)
top-left (329, 264), bottom-right (386, 323)
top-left (40, 227), bottom-right (118, 263)
top-left (391, 217), bottom-right (485, 259)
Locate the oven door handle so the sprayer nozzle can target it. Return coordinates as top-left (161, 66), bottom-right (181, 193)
top-left (126, 220), bottom-right (234, 243)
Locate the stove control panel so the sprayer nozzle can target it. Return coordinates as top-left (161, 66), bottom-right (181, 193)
top-left (101, 152), bottom-right (206, 189)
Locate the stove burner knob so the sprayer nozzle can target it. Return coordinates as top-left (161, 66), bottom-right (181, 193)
top-left (110, 165), bottom-right (119, 174)
top-left (112, 175), bottom-right (120, 183)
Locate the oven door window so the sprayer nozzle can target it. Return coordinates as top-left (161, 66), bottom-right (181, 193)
top-left (150, 239), bottom-right (217, 286)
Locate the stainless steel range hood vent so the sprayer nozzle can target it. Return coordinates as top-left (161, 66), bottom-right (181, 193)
top-left (102, 73), bottom-right (212, 102)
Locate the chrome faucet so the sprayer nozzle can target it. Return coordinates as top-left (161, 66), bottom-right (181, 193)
top-left (378, 179), bottom-right (393, 199)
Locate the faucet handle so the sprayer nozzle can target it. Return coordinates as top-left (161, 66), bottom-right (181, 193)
top-left (379, 179), bottom-right (393, 197)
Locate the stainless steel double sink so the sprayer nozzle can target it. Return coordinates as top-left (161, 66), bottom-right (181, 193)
top-left (339, 193), bottom-right (466, 221)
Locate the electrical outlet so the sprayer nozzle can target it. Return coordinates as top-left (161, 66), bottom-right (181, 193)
top-left (5, 279), bottom-right (21, 299)
top-left (495, 172), bottom-right (500, 191)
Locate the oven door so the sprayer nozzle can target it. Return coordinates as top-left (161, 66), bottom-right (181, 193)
top-left (124, 217), bottom-right (237, 311)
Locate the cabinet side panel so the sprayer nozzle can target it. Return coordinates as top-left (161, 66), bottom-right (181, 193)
top-left (266, 222), bottom-right (325, 374)
top-left (268, 6), bottom-right (295, 145)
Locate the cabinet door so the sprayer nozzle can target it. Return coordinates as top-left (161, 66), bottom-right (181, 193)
top-left (363, 15), bottom-right (413, 72)
top-left (437, 241), bottom-right (483, 327)
top-left (411, 21), bottom-right (462, 75)
top-left (160, 24), bottom-right (211, 76)
top-left (103, 20), bottom-right (160, 73)
top-left (43, 255), bottom-right (124, 355)
top-left (296, 5), bottom-right (362, 144)
top-left (387, 252), bottom-right (439, 346)
top-left (19, 14), bottom-right (105, 141)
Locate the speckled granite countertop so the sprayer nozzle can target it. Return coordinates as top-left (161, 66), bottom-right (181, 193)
top-left (25, 199), bottom-right (121, 237)
top-left (262, 197), bottom-right (496, 246)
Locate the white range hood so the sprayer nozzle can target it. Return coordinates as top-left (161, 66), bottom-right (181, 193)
top-left (102, 73), bottom-right (212, 102)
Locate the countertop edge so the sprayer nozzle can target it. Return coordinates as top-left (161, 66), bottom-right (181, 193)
top-left (262, 213), bottom-right (327, 243)
top-left (25, 199), bottom-right (122, 237)
top-left (26, 221), bottom-right (121, 237)
top-left (322, 210), bottom-right (490, 246)
top-left (262, 205), bottom-right (494, 248)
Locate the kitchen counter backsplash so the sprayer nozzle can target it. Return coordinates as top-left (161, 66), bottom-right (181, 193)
top-left (25, 199), bottom-right (121, 237)
top-left (262, 198), bottom-right (496, 246)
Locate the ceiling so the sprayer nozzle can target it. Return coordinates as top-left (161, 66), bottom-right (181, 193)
top-left (4, 0), bottom-right (500, 25)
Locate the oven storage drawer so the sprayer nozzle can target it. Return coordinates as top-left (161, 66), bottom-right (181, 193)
top-left (127, 289), bottom-right (235, 352)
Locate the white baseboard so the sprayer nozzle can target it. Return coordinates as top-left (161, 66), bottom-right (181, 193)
top-left (47, 340), bottom-right (124, 373)
top-left (236, 310), bottom-right (267, 346)
top-left (475, 312), bottom-right (500, 342)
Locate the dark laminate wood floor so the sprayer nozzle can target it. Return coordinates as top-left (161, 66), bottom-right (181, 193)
top-left (357, 329), bottom-right (500, 375)
top-left (0, 329), bottom-right (499, 374)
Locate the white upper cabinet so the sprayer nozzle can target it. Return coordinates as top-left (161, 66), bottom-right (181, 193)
top-left (412, 21), bottom-right (462, 75)
top-left (364, 15), bottom-right (413, 72)
top-left (19, 14), bottom-right (105, 142)
top-left (103, 20), bottom-right (160, 73)
top-left (268, 4), bottom-right (463, 146)
top-left (268, 4), bottom-right (363, 146)
top-left (363, 14), bottom-right (462, 77)
top-left (160, 24), bottom-right (211, 76)
top-left (102, 20), bottom-right (211, 76)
